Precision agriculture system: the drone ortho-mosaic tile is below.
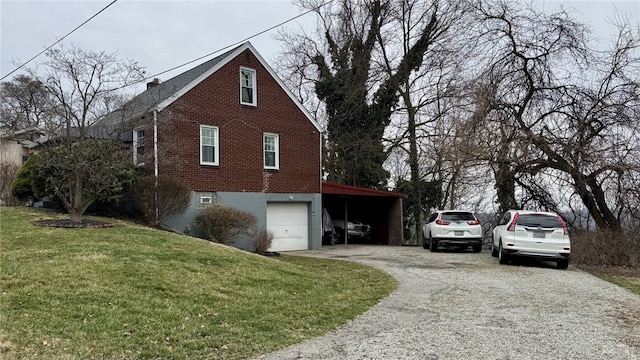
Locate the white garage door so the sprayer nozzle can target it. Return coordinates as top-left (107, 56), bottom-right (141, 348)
top-left (266, 203), bottom-right (309, 252)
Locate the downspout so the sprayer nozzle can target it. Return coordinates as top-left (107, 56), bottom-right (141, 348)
top-left (318, 129), bottom-right (324, 249)
top-left (153, 109), bottom-right (159, 223)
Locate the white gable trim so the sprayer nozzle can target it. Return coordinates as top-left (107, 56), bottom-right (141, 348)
top-left (155, 42), bottom-right (321, 132)
top-left (155, 45), bottom-right (248, 111)
top-left (247, 44), bottom-right (321, 132)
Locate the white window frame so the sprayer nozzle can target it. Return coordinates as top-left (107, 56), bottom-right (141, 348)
top-left (200, 125), bottom-right (219, 166)
top-left (240, 67), bottom-right (257, 106)
top-left (132, 128), bottom-right (145, 165)
top-left (198, 193), bottom-right (216, 209)
top-left (263, 133), bottom-right (279, 170)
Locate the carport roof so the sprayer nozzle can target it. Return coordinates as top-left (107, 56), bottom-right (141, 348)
top-left (322, 182), bottom-right (408, 198)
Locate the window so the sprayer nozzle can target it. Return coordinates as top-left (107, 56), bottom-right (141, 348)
top-left (240, 67), bottom-right (256, 106)
top-left (516, 214), bottom-right (563, 228)
top-left (198, 193), bottom-right (217, 209)
top-left (428, 213), bottom-right (438, 223)
top-left (200, 125), bottom-right (219, 166)
top-left (263, 133), bottom-right (279, 169)
top-left (133, 129), bottom-right (145, 165)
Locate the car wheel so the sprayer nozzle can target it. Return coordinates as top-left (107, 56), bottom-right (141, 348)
top-left (422, 236), bottom-right (428, 249)
top-left (491, 239), bottom-right (498, 257)
top-left (498, 241), bottom-right (509, 265)
top-left (557, 259), bottom-right (569, 270)
top-left (330, 233), bottom-right (337, 246)
top-left (430, 236), bottom-right (438, 252)
top-left (472, 244), bottom-right (481, 253)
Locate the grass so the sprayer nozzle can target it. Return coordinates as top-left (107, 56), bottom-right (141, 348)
top-left (570, 230), bottom-right (640, 296)
top-left (602, 276), bottom-right (640, 295)
top-left (577, 266), bottom-right (640, 296)
top-left (0, 207), bottom-right (397, 360)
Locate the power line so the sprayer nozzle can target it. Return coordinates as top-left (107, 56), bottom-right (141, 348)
top-left (132, 0), bottom-right (335, 88)
top-left (3, 0), bottom-right (334, 90)
top-left (0, 0), bottom-right (119, 81)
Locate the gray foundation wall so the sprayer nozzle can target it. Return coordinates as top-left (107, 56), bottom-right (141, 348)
top-left (164, 191), bottom-right (322, 251)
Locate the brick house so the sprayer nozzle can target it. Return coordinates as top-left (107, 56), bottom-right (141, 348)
top-left (107, 42), bottom-right (322, 251)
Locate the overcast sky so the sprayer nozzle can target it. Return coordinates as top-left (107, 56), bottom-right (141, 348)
top-left (1, 0), bottom-right (638, 93)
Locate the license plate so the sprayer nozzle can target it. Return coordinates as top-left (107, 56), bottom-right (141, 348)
top-left (454, 231), bottom-right (463, 236)
top-left (533, 231), bottom-right (545, 238)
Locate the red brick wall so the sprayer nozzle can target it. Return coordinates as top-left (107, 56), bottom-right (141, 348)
top-left (156, 49), bottom-right (321, 194)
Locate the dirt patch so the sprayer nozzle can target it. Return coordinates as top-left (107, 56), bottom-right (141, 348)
top-left (33, 219), bottom-right (114, 229)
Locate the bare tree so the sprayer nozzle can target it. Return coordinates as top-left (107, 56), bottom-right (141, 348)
top-left (15, 44), bottom-right (146, 222)
top-left (0, 75), bottom-right (53, 133)
top-left (376, 0), bottom-right (470, 242)
top-left (474, 0), bottom-right (640, 230)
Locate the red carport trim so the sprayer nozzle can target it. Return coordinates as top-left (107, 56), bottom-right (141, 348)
top-left (322, 182), bottom-right (408, 198)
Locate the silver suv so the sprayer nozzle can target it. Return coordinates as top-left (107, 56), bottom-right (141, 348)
top-left (422, 210), bottom-right (483, 252)
top-left (491, 210), bottom-right (571, 269)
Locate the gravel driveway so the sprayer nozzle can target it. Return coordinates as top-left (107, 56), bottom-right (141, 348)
top-left (253, 245), bottom-right (640, 360)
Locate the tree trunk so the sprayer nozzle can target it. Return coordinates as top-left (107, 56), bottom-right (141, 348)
top-left (407, 103), bottom-right (422, 246)
top-left (69, 172), bottom-right (84, 223)
top-left (573, 173), bottom-right (621, 230)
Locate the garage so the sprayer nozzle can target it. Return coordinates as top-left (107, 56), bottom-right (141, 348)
top-left (266, 202), bottom-right (309, 251)
top-left (322, 182), bottom-right (407, 246)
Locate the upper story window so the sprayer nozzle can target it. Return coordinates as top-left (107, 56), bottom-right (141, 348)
top-left (263, 133), bottom-right (279, 170)
top-left (200, 125), bottom-right (219, 166)
top-left (240, 67), bottom-right (256, 106)
top-left (133, 129), bottom-right (145, 165)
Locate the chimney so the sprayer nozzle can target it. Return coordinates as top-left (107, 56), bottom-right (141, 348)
top-left (147, 78), bottom-right (160, 89)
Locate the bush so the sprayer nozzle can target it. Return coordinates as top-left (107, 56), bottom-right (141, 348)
top-left (9, 154), bottom-right (39, 203)
top-left (132, 176), bottom-right (191, 226)
top-left (571, 230), bottom-right (640, 268)
top-left (0, 161), bottom-right (21, 206)
top-left (194, 205), bottom-right (257, 244)
top-left (253, 229), bottom-right (274, 254)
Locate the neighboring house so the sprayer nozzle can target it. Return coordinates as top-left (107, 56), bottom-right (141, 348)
top-left (101, 42), bottom-right (322, 252)
top-left (0, 127), bottom-right (43, 166)
top-left (0, 127), bottom-right (45, 206)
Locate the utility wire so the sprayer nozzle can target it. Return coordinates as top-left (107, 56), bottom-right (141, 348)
top-left (132, 0), bottom-right (335, 87)
top-left (3, 0), bottom-right (333, 89)
top-left (1, 0), bottom-right (119, 81)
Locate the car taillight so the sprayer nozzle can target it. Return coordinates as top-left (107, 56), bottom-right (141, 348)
top-left (436, 219), bottom-right (450, 225)
top-left (558, 215), bottom-right (569, 235)
top-left (506, 213), bottom-right (519, 232)
top-left (467, 220), bottom-right (481, 225)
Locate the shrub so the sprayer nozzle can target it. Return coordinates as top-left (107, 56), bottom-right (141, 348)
top-left (0, 161), bottom-right (21, 206)
top-left (571, 230), bottom-right (640, 268)
top-left (253, 229), bottom-right (274, 254)
top-left (9, 154), bottom-right (39, 203)
top-left (194, 205), bottom-right (257, 244)
top-left (132, 176), bottom-right (191, 226)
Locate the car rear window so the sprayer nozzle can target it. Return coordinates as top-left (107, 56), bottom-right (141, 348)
top-left (441, 212), bottom-right (476, 221)
top-left (516, 214), bottom-right (562, 228)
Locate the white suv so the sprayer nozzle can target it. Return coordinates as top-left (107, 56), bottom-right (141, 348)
top-left (422, 210), bottom-right (483, 252)
top-left (491, 210), bottom-right (571, 269)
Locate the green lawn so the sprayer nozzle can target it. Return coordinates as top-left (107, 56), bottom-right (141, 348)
top-left (0, 207), bottom-right (397, 360)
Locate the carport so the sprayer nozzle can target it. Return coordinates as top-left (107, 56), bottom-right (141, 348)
top-left (322, 182), bottom-right (407, 246)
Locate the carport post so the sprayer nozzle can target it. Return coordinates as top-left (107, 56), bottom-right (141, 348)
top-left (344, 199), bottom-right (348, 245)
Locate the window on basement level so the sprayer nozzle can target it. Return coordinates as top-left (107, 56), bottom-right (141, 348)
top-left (240, 67), bottom-right (256, 106)
top-left (198, 193), bottom-right (217, 209)
top-left (133, 129), bottom-right (145, 165)
top-left (263, 133), bottom-right (279, 169)
top-left (200, 125), bottom-right (219, 166)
